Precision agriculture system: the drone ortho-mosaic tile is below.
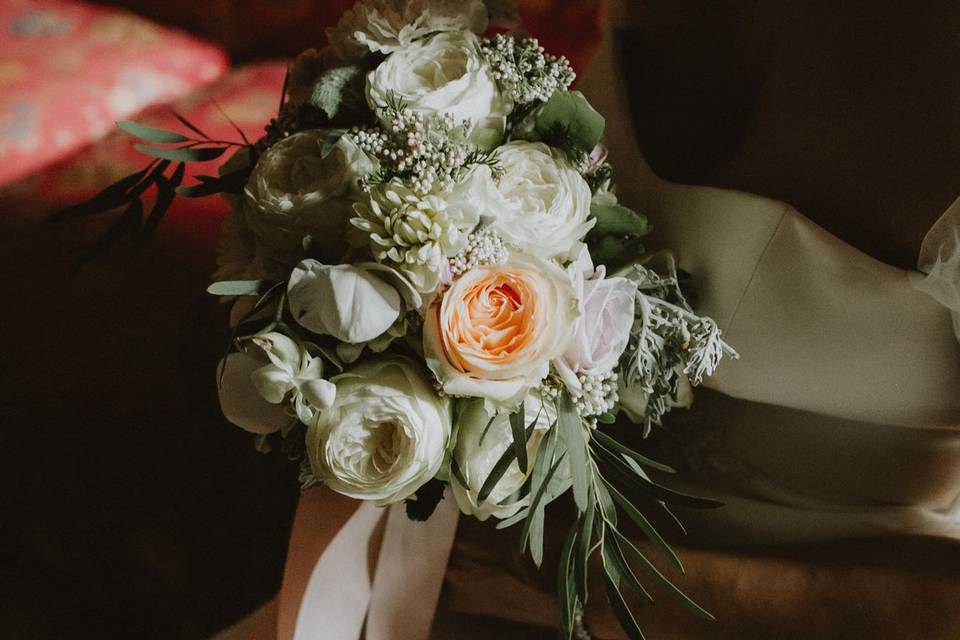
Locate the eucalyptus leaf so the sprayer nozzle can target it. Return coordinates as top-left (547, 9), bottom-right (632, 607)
top-left (574, 489), bottom-right (597, 602)
top-left (207, 280), bottom-right (277, 296)
top-left (602, 565), bottom-right (647, 640)
top-left (558, 525), bottom-right (579, 640)
top-left (587, 204), bottom-right (649, 240)
top-left (611, 528), bottom-right (715, 621)
top-left (603, 479), bottom-right (684, 573)
top-left (134, 144), bottom-right (227, 162)
top-left (533, 90), bottom-right (605, 153)
top-left (592, 430), bottom-right (676, 474)
top-left (510, 404), bottom-right (527, 473)
top-left (117, 120), bottom-right (189, 143)
top-left (603, 534), bottom-right (653, 604)
top-left (558, 391), bottom-right (589, 512)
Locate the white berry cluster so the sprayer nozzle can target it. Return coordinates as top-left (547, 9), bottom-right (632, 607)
top-left (482, 34), bottom-right (575, 104)
top-left (351, 102), bottom-right (474, 193)
top-left (448, 227), bottom-right (508, 276)
top-left (571, 371), bottom-right (619, 422)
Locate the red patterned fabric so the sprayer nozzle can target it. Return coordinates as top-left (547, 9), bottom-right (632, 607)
top-left (2, 61), bottom-right (288, 244)
top-left (0, 0), bottom-right (229, 187)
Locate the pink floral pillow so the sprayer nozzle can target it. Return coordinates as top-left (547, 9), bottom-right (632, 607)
top-left (0, 0), bottom-right (228, 186)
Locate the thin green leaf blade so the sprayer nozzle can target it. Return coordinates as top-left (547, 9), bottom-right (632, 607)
top-left (510, 405), bottom-right (527, 473)
top-left (117, 120), bottom-right (189, 143)
top-left (558, 391), bottom-right (589, 512)
top-left (134, 144), bottom-right (226, 162)
top-left (612, 528), bottom-right (715, 621)
top-left (207, 280), bottom-right (277, 296)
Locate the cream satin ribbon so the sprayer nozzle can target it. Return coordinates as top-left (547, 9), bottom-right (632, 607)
top-left (276, 488), bottom-right (460, 640)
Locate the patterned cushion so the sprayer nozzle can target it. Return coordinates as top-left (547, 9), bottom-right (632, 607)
top-left (0, 0), bottom-right (228, 187)
top-left (2, 61), bottom-right (287, 245)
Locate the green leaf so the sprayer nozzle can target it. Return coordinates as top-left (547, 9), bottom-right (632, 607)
top-left (49, 166), bottom-right (151, 221)
top-left (117, 120), bottom-right (189, 143)
top-left (611, 527), bottom-right (715, 621)
top-left (604, 479), bottom-right (684, 573)
top-left (558, 391), bottom-right (589, 512)
top-left (172, 111), bottom-right (210, 139)
top-left (602, 563), bottom-right (647, 640)
top-left (603, 534), bottom-right (653, 604)
top-left (558, 524), bottom-right (579, 640)
top-left (207, 280), bottom-right (277, 296)
top-left (134, 144), bottom-right (227, 162)
top-left (592, 430), bottom-right (676, 474)
top-left (311, 64), bottom-right (366, 121)
top-left (138, 162), bottom-right (184, 247)
top-left (533, 90), bottom-right (605, 152)
top-left (519, 452), bottom-right (567, 565)
top-left (478, 413), bottom-right (498, 446)
top-left (594, 440), bottom-right (721, 509)
top-left (574, 489), bottom-right (597, 602)
top-left (477, 413), bottom-right (537, 503)
top-left (510, 404), bottom-right (527, 473)
top-left (587, 204), bottom-right (649, 240)
top-left (449, 457), bottom-right (469, 489)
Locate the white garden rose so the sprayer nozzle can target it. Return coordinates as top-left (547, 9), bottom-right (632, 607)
top-left (217, 332), bottom-right (336, 432)
top-left (554, 249), bottom-right (638, 393)
top-left (327, 0), bottom-right (488, 59)
top-left (366, 31), bottom-right (512, 149)
top-left (287, 259), bottom-right (412, 344)
top-left (244, 131), bottom-right (376, 265)
top-left (423, 253), bottom-right (579, 412)
top-left (451, 394), bottom-right (561, 520)
top-left (307, 358), bottom-right (451, 504)
top-left (485, 141), bottom-right (594, 261)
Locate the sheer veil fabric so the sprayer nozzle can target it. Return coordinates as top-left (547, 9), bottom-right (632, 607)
top-left (219, 13), bottom-right (960, 640)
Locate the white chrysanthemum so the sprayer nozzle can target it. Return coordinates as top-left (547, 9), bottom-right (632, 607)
top-left (327, 0), bottom-right (488, 59)
top-left (351, 173), bottom-right (486, 293)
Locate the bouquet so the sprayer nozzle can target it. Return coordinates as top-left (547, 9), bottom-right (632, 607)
top-left (58, 1), bottom-right (736, 637)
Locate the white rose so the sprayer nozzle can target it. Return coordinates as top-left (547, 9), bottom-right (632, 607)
top-left (307, 357), bottom-right (451, 504)
top-left (327, 0), bottom-right (489, 59)
top-left (423, 253), bottom-right (579, 412)
top-left (554, 249), bottom-right (638, 393)
top-left (451, 394), bottom-right (561, 520)
top-left (485, 141), bottom-right (595, 261)
top-left (366, 31), bottom-right (512, 149)
top-left (288, 259), bottom-right (422, 344)
top-left (217, 333), bottom-right (336, 432)
top-left (244, 131), bottom-right (376, 265)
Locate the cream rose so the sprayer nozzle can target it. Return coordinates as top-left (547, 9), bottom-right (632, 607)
top-left (307, 358), bottom-right (451, 504)
top-left (451, 394), bottom-right (561, 520)
top-left (485, 141), bottom-right (594, 262)
top-left (244, 131), bottom-right (376, 265)
top-left (366, 31), bottom-right (512, 149)
top-left (423, 253), bottom-right (579, 411)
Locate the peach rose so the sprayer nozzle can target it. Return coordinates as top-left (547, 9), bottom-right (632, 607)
top-left (423, 254), bottom-right (578, 411)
